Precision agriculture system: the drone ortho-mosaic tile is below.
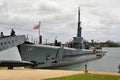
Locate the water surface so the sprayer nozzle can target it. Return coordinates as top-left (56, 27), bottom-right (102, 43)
top-left (56, 47), bottom-right (120, 73)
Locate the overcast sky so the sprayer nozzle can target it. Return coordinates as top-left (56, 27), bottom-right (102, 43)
top-left (0, 0), bottom-right (120, 43)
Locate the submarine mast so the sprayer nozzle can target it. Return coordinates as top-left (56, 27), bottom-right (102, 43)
top-left (73, 7), bottom-right (83, 49)
top-left (77, 7), bottom-right (82, 37)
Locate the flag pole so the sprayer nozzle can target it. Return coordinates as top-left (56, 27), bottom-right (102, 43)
top-left (38, 21), bottom-right (42, 44)
top-left (38, 21), bottom-right (41, 37)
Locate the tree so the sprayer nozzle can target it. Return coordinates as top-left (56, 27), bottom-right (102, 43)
top-left (91, 39), bottom-right (94, 45)
top-left (118, 64), bottom-right (120, 73)
top-left (106, 40), bottom-right (120, 47)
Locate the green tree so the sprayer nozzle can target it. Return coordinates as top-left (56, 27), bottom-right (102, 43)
top-left (106, 40), bottom-right (120, 47)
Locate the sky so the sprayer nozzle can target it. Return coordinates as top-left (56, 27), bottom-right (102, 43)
top-left (0, 0), bottom-right (120, 43)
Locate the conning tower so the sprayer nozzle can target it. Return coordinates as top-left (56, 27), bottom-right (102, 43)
top-left (73, 7), bottom-right (83, 49)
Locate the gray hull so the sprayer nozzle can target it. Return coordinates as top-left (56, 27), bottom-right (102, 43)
top-left (51, 53), bottom-right (104, 68)
top-left (0, 35), bottom-right (26, 51)
top-left (18, 44), bottom-right (104, 68)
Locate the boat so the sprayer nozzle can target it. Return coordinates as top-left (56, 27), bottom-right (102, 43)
top-left (17, 7), bottom-right (105, 69)
top-left (0, 34), bottom-right (30, 69)
top-left (0, 35), bottom-right (26, 51)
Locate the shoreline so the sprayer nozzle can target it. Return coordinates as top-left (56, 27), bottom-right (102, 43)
top-left (0, 69), bottom-right (119, 80)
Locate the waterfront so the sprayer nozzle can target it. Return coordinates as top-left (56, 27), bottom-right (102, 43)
top-left (56, 47), bottom-right (120, 73)
top-left (0, 47), bottom-right (120, 73)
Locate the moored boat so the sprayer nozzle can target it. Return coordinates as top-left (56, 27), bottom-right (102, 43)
top-left (17, 7), bottom-right (105, 68)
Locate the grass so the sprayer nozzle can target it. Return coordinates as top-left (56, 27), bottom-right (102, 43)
top-left (45, 73), bottom-right (120, 80)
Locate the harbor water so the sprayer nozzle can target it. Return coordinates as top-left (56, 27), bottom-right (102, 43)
top-left (56, 47), bottom-right (120, 73)
top-left (0, 47), bottom-right (120, 73)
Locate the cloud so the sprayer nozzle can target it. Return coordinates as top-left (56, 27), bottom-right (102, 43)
top-left (38, 1), bottom-right (60, 14)
top-left (91, 9), bottom-right (120, 33)
top-left (0, 0), bottom-right (120, 43)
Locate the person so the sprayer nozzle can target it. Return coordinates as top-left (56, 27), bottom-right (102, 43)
top-left (0, 32), bottom-right (4, 38)
top-left (10, 29), bottom-right (16, 36)
top-left (39, 35), bottom-right (42, 44)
